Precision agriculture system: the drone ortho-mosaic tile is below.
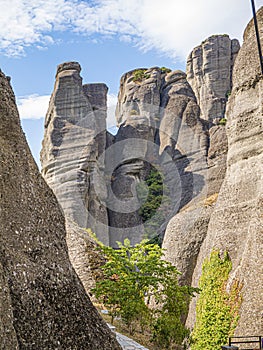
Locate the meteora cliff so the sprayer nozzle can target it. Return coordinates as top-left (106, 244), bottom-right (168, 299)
top-left (0, 70), bottom-right (121, 349)
top-left (39, 9), bottom-right (262, 342)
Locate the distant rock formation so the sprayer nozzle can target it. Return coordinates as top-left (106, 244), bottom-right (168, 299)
top-left (186, 35), bottom-right (240, 123)
top-left (162, 35), bottom-right (239, 285)
top-left (0, 69), bottom-right (121, 349)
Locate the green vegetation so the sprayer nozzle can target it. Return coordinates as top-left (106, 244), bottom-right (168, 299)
top-left (132, 69), bottom-right (150, 82)
top-left (219, 117), bottom-right (227, 126)
top-left (130, 109), bottom-right (139, 115)
top-left (160, 67), bottom-right (172, 74)
top-left (137, 167), bottom-right (170, 241)
top-left (92, 239), bottom-right (198, 349)
top-left (191, 251), bottom-right (242, 350)
top-left (225, 90), bottom-right (231, 99)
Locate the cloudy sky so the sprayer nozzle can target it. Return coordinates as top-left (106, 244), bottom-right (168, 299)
top-left (0, 0), bottom-right (262, 165)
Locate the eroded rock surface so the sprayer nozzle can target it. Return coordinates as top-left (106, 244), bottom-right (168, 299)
top-left (41, 62), bottom-right (109, 245)
top-left (186, 35), bottom-right (240, 122)
top-left (0, 69), bottom-right (121, 349)
top-left (110, 68), bottom-right (210, 245)
top-left (187, 9), bottom-right (263, 335)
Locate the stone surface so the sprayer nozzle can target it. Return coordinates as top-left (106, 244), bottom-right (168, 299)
top-left (186, 8), bottom-right (263, 335)
top-left (110, 67), bottom-right (210, 245)
top-left (41, 62), bottom-right (109, 245)
top-left (0, 69), bottom-right (121, 349)
top-left (186, 35), bottom-right (240, 122)
top-left (41, 62), bottom-right (112, 298)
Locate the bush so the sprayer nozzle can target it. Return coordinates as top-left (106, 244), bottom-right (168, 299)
top-left (160, 67), bottom-right (172, 74)
top-left (132, 69), bottom-right (150, 82)
top-left (219, 118), bottom-right (227, 126)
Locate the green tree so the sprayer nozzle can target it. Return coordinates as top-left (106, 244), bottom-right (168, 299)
top-left (191, 251), bottom-right (242, 350)
top-left (92, 239), bottom-right (197, 347)
top-left (137, 167), bottom-right (171, 242)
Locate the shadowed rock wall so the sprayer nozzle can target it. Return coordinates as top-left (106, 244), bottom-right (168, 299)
top-left (0, 69), bottom-right (121, 349)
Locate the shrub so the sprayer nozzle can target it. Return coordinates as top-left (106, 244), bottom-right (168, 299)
top-left (219, 118), bottom-right (227, 126)
top-left (129, 109), bottom-right (139, 115)
top-left (160, 67), bottom-right (172, 74)
top-left (92, 238), bottom-right (198, 348)
top-left (132, 69), bottom-right (150, 82)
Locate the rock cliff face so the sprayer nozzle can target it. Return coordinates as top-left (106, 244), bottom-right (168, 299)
top-left (110, 67), bottom-right (209, 245)
top-left (0, 70), bottom-right (121, 349)
top-left (41, 62), bottom-right (110, 291)
top-left (186, 9), bottom-right (263, 335)
top-left (186, 35), bottom-right (240, 122)
top-left (163, 9), bottom-right (263, 336)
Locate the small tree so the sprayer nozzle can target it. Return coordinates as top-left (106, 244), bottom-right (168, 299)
top-left (92, 239), bottom-right (198, 347)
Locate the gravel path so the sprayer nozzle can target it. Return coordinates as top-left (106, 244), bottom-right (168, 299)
top-left (116, 332), bottom-right (149, 350)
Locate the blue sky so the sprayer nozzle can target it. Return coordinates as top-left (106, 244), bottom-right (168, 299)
top-left (0, 0), bottom-right (262, 167)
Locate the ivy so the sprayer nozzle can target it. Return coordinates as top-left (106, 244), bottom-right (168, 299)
top-left (191, 251), bottom-right (242, 350)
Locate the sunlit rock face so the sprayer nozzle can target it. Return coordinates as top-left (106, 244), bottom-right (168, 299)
top-left (186, 35), bottom-right (240, 123)
top-left (0, 69), bottom-right (121, 350)
top-left (41, 62), bottom-right (111, 294)
top-left (41, 62), bottom-right (109, 245)
top-left (185, 9), bottom-right (263, 335)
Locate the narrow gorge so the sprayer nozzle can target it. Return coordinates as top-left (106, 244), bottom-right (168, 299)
top-left (1, 7), bottom-right (262, 348)
top-left (40, 10), bottom-right (263, 338)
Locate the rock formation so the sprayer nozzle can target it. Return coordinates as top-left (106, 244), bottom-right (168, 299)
top-left (0, 69), bottom-right (121, 349)
top-left (39, 16), bottom-right (262, 339)
top-left (186, 35), bottom-right (240, 123)
top-left (163, 9), bottom-right (263, 337)
top-left (186, 9), bottom-right (263, 335)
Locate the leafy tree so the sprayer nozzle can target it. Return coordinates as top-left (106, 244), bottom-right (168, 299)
top-left (191, 251), bottom-right (242, 350)
top-left (92, 239), bottom-right (197, 348)
top-left (137, 167), bottom-right (171, 242)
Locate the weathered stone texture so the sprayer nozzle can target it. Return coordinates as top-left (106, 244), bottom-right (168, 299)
top-left (187, 9), bottom-right (263, 335)
top-left (0, 70), bottom-right (121, 349)
top-left (111, 67), bottom-right (210, 245)
top-left (186, 35), bottom-right (240, 122)
top-left (40, 63), bottom-right (111, 298)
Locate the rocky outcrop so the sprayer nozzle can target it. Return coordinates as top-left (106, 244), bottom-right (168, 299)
top-left (0, 70), bottom-right (121, 349)
top-left (109, 68), bottom-right (210, 245)
top-left (162, 10), bottom-right (263, 337)
top-left (41, 62), bottom-right (111, 293)
top-left (186, 35), bottom-right (240, 123)
top-left (41, 62), bottom-right (109, 245)
top-left (186, 9), bottom-right (263, 335)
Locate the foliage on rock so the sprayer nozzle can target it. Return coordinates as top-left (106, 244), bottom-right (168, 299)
top-left (191, 251), bottom-right (242, 350)
top-left (132, 69), bottom-right (150, 82)
top-left (137, 167), bottom-right (170, 241)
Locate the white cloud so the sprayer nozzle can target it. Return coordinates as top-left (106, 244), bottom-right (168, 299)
top-left (17, 94), bottom-right (50, 119)
top-left (17, 92), bottom-right (118, 129)
top-left (1, 0), bottom-right (262, 58)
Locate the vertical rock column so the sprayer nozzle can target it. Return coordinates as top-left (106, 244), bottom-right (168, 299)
top-left (186, 35), bottom-right (240, 123)
top-left (41, 62), bottom-right (109, 293)
top-left (0, 69), bottom-right (121, 349)
top-left (187, 9), bottom-right (263, 335)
